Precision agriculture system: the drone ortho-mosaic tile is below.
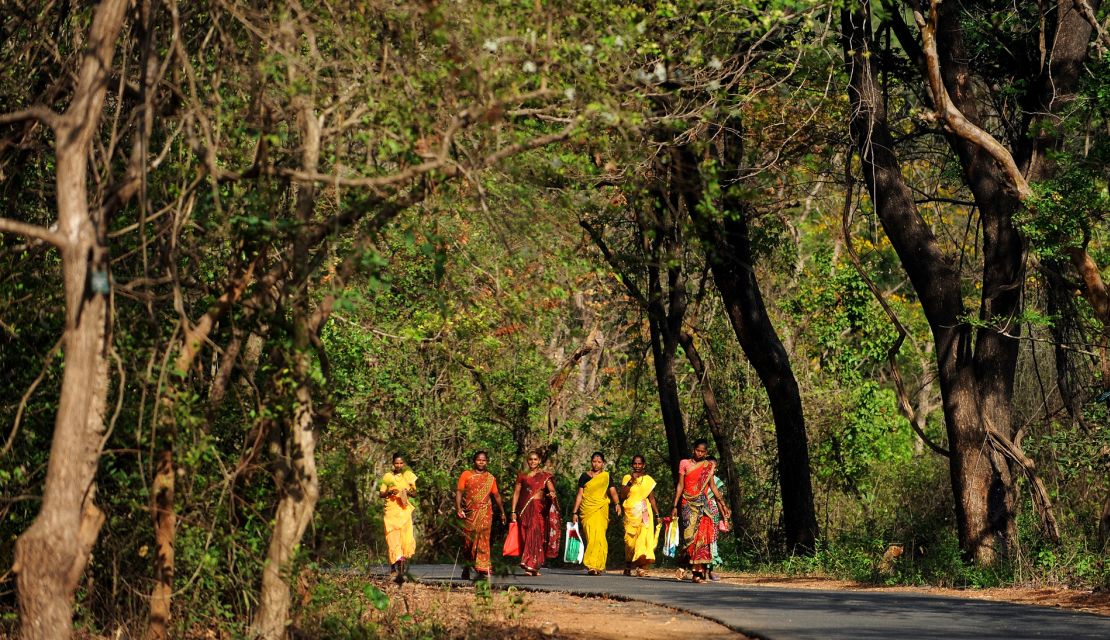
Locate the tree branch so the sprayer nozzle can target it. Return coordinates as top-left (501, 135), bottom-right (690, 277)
top-left (580, 219), bottom-right (650, 307)
top-left (0, 105), bottom-right (64, 129)
top-left (1073, 0), bottom-right (1110, 54)
top-left (0, 217), bottom-right (66, 247)
top-left (915, 0), bottom-right (1031, 199)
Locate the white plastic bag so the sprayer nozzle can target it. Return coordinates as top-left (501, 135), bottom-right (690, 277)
top-left (563, 522), bottom-right (584, 563)
top-left (662, 518), bottom-right (679, 558)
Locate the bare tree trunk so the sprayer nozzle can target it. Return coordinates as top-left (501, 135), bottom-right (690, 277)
top-left (251, 81), bottom-right (324, 640)
top-left (10, 2), bottom-right (128, 638)
top-left (843, 1), bottom-right (1086, 563)
top-left (146, 451), bottom-right (175, 639)
top-left (649, 314), bottom-right (690, 484)
top-left (678, 331), bottom-right (746, 535)
top-left (677, 139), bottom-right (818, 553)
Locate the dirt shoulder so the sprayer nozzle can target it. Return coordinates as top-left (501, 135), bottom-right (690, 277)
top-left (706, 572), bottom-right (1110, 617)
top-left (297, 574), bottom-right (749, 639)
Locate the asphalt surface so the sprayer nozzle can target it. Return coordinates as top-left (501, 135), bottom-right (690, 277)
top-left (391, 563), bottom-right (1110, 640)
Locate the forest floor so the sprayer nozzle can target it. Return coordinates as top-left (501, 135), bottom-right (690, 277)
top-left (706, 570), bottom-right (1110, 616)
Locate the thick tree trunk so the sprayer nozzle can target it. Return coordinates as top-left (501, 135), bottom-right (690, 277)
top-left (252, 379), bottom-right (321, 639)
top-left (671, 135), bottom-right (817, 553)
top-left (843, 2), bottom-right (1066, 563)
top-left (649, 315), bottom-right (690, 485)
top-left (678, 331), bottom-right (746, 535)
top-left (690, 211), bottom-right (818, 552)
top-left (11, 2), bottom-right (128, 638)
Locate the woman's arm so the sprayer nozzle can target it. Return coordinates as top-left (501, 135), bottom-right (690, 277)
top-left (671, 470), bottom-right (686, 516)
top-left (510, 478), bottom-right (522, 521)
top-left (708, 477), bottom-right (729, 517)
top-left (378, 478), bottom-right (393, 499)
top-left (619, 475), bottom-right (633, 500)
top-left (608, 485), bottom-right (622, 516)
top-left (571, 486), bottom-right (584, 523)
top-left (648, 493), bottom-right (659, 519)
top-left (493, 490), bottom-right (507, 522)
top-left (455, 487), bottom-right (465, 519)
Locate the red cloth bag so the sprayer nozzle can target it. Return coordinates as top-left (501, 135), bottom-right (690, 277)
top-left (502, 522), bottom-right (521, 557)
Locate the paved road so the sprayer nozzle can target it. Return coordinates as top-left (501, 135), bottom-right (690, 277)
top-left (393, 564), bottom-right (1110, 640)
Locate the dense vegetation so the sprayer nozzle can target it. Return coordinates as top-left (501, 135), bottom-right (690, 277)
top-left (1, 0), bottom-right (1108, 637)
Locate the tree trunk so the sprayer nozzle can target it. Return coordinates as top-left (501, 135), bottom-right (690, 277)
top-left (11, 2), bottom-right (128, 638)
top-left (146, 451), bottom-right (175, 639)
top-left (678, 331), bottom-right (746, 535)
top-left (251, 85), bottom-right (324, 640)
top-left (844, 2), bottom-right (1040, 563)
top-left (690, 212), bottom-right (818, 553)
top-left (252, 378), bottom-right (321, 639)
top-left (649, 314), bottom-right (690, 485)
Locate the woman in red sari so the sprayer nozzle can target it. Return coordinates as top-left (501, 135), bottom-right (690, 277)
top-left (510, 449), bottom-right (560, 575)
top-left (670, 439), bottom-right (730, 583)
top-left (455, 451), bottom-right (506, 580)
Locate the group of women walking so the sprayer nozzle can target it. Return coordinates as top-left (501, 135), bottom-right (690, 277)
top-left (378, 439), bottom-right (730, 584)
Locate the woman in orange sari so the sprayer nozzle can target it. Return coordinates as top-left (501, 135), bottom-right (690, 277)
top-left (670, 439), bottom-right (730, 583)
top-left (510, 449), bottom-right (559, 576)
top-left (455, 451), bottom-right (506, 580)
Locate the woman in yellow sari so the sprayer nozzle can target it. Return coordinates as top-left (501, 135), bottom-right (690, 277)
top-left (619, 454), bottom-right (659, 576)
top-left (379, 452), bottom-right (417, 584)
top-left (572, 452), bottom-right (621, 575)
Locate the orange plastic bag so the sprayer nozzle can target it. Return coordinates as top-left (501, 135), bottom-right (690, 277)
top-left (502, 522), bottom-right (521, 557)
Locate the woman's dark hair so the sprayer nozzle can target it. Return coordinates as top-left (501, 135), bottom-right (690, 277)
top-left (590, 451), bottom-right (606, 462)
top-left (472, 450), bottom-right (489, 463)
top-left (391, 452), bottom-right (405, 463)
top-left (692, 438), bottom-right (709, 449)
top-left (529, 448), bottom-right (544, 459)
top-left (631, 454), bottom-right (646, 464)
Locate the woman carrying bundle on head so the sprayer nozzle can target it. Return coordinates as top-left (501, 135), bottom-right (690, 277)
top-left (619, 454), bottom-right (659, 577)
top-left (670, 439), bottom-right (730, 583)
top-left (455, 451), bottom-right (506, 580)
top-left (572, 451), bottom-right (621, 575)
top-left (510, 449), bottom-right (559, 576)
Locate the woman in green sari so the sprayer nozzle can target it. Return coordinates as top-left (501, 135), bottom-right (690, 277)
top-left (572, 451), bottom-right (621, 575)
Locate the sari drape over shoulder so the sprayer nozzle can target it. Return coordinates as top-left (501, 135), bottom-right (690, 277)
top-left (459, 469), bottom-right (498, 573)
top-left (517, 471), bottom-right (559, 572)
top-left (579, 471), bottom-right (612, 572)
top-left (621, 473), bottom-right (658, 567)
top-left (679, 459), bottom-right (715, 565)
top-left (380, 470), bottom-right (417, 564)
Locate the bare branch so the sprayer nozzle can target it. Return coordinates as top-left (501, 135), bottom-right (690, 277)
top-left (1073, 0), bottom-right (1110, 54)
top-left (3, 338), bottom-right (64, 456)
top-left (915, 1), bottom-right (1031, 199)
top-left (0, 105), bottom-right (64, 129)
top-left (0, 217), bottom-right (66, 247)
top-left (842, 154), bottom-right (949, 457)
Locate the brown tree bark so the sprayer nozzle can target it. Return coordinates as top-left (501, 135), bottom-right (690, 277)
top-left (845, 0), bottom-right (1084, 563)
top-left (8, 2), bottom-right (129, 638)
top-left (676, 140), bottom-right (818, 553)
top-left (251, 80), bottom-right (324, 640)
top-left (678, 330), bottom-right (746, 535)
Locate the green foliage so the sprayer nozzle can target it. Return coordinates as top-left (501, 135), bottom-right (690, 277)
top-left (1021, 168), bottom-right (1109, 261)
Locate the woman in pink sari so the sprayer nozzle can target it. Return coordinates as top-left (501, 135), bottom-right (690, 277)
top-left (510, 449), bottom-right (560, 575)
top-left (670, 439), bottom-right (730, 583)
